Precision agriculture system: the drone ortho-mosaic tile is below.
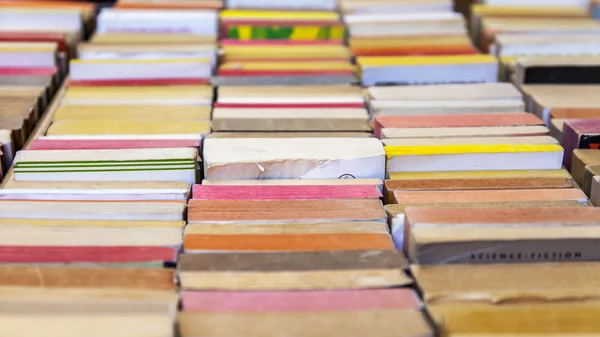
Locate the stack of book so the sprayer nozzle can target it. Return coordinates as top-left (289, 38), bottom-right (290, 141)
top-left (471, 0), bottom-right (597, 80)
top-left (346, 0), bottom-right (493, 86)
top-left (0, 0), bottom-right (93, 179)
top-left (216, 7), bottom-right (357, 85)
top-left (180, 137), bottom-right (433, 336)
top-left (0, 0), bottom-right (221, 335)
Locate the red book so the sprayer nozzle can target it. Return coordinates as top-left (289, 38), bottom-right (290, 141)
top-left (29, 139), bottom-right (200, 151)
top-left (192, 185), bottom-right (382, 200)
top-left (0, 67), bottom-right (56, 76)
top-left (0, 246), bottom-right (177, 263)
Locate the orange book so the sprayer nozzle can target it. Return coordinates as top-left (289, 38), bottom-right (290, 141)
top-left (393, 189), bottom-right (588, 205)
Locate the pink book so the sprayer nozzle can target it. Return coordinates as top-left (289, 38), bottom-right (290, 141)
top-left (181, 289), bottom-right (422, 312)
top-left (0, 246), bottom-right (177, 263)
top-left (374, 113), bottom-right (544, 138)
top-left (29, 139), bottom-right (200, 150)
top-left (192, 185), bottom-right (382, 200)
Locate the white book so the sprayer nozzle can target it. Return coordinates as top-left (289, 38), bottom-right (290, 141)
top-left (203, 138), bottom-right (386, 180)
top-left (97, 8), bottom-right (218, 35)
top-left (226, 0), bottom-right (336, 11)
top-left (0, 201), bottom-right (186, 221)
top-left (0, 42), bottom-right (57, 68)
top-left (386, 145), bottom-right (564, 173)
top-left (69, 58), bottom-right (211, 81)
top-left (371, 99), bottom-right (524, 116)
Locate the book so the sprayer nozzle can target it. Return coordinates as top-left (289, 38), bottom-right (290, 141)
top-left (0, 180), bottom-right (191, 201)
top-left (406, 206), bottom-right (600, 264)
top-left (188, 199), bottom-right (387, 223)
top-left (191, 184), bottom-right (382, 200)
top-left (180, 288), bottom-right (423, 312)
top-left (203, 138), bottom-right (385, 180)
top-left (385, 144), bottom-right (564, 173)
top-left (183, 221), bottom-right (393, 252)
top-left (570, 149), bottom-right (600, 187)
top-left (413, 262), bottom-right (600, 304)
top-left (358, 54), bottom-right (499, 86)
top-left (13, 148), bottom-right (199, 183)
top-left (212, 108), bottom-right (370, 132)
top-left (563, 120), bottom-right (600, 170)
top-left (177, 250), bottom-right (409, 290)
top-left (179, 310), bottom-right (432, 337)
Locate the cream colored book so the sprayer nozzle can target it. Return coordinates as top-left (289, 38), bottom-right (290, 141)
top-left (46, 120), bottom-right (210, 139)
top-left (368, 83), bottom-right (522, 101)
top-left (0, 218), bottom-right (184, 247)
top-left (203, 138), bottom-right (385, 180)
top-left (13, 148), bottom-right (199, 183)
top-left (211, 108), bottom-right (370, 132)
top-left (371, 99), bottom-right (525, 116)
top-left (1, 181), bottom-right (191, 201)
top-left (217, 85), bottom-right (364, 104)
top-left (0, 201), bottom-right (186, 221)
top-left (53, 105), bottom-right (211, 121)
top-left (61, 85), bottom-right (213, 106)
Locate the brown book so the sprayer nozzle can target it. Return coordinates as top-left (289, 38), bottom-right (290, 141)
top-left (412, 262), bottom-right (600, 305)
top-left (572, 150), bottom-right (600, 190)
top-left (178, 250), bottom-right (410, 290)
top-left (0, 265), bottom-right (175, 291)
top-left (392, 188), bottom-right (588, 205)
top-left (180, 310), bottom-right (433, 337)
top-left (406, 207), bottom-right (600, 264)
top-left (429, 302), bottom-right (600, 336)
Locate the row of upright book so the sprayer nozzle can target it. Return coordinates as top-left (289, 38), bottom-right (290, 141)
top-left (5, 0), bottom-right (600, 336)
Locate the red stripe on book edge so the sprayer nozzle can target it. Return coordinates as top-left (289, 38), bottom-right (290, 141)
top-left (220, 39), bottom-right (344, 46)
top-left (0, 246), bottom-right (177, 263)
top-left (221, 20), bottom-right (343, 26)
top-left (29, 139), bottom-right (201, 151)
top-left (225, 57), bottom-right (349, 62)
top-left (68, 78), bottom-right (210, 86)
top-left (192, 185), bottom-right (382, 200)
top-left (214, 103), bottom-right (365, 109)
top-left (217, 69), bottom-right (354, 76)
top-left (0, 33), bottom-right (67, 52)
top-left (0, 67), bottom-right (56, 76)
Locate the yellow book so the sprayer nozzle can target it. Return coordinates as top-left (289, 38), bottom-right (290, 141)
top-left (220, 61), bottom-right (356, 71)
top-left (0, 218), bottom-right (184, 228)
top-left (46, 120), bottom-right (211, 136)
top-left (220, 9), bottom-right (339, 21)
top-left (53, 105), bottom-right (211, 121)
top-left (0, 42), bottom-right (57, 52)
top-left (385, 144), bottom-right (563, 158)
top-left (223, 45), bottom-right (351, 59)
top-left (389, 169), bottom-right (572, 180)
top-left (472, 4), bottom-right (589, 17)
top-left (91, 33), bottom-right (216, 44)
top-left (350, 36), bottom-right (473, 48)
top-left (358, 54), bottom-right (497, 67)
top-left (63, 85), bottom-right (213, 100)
